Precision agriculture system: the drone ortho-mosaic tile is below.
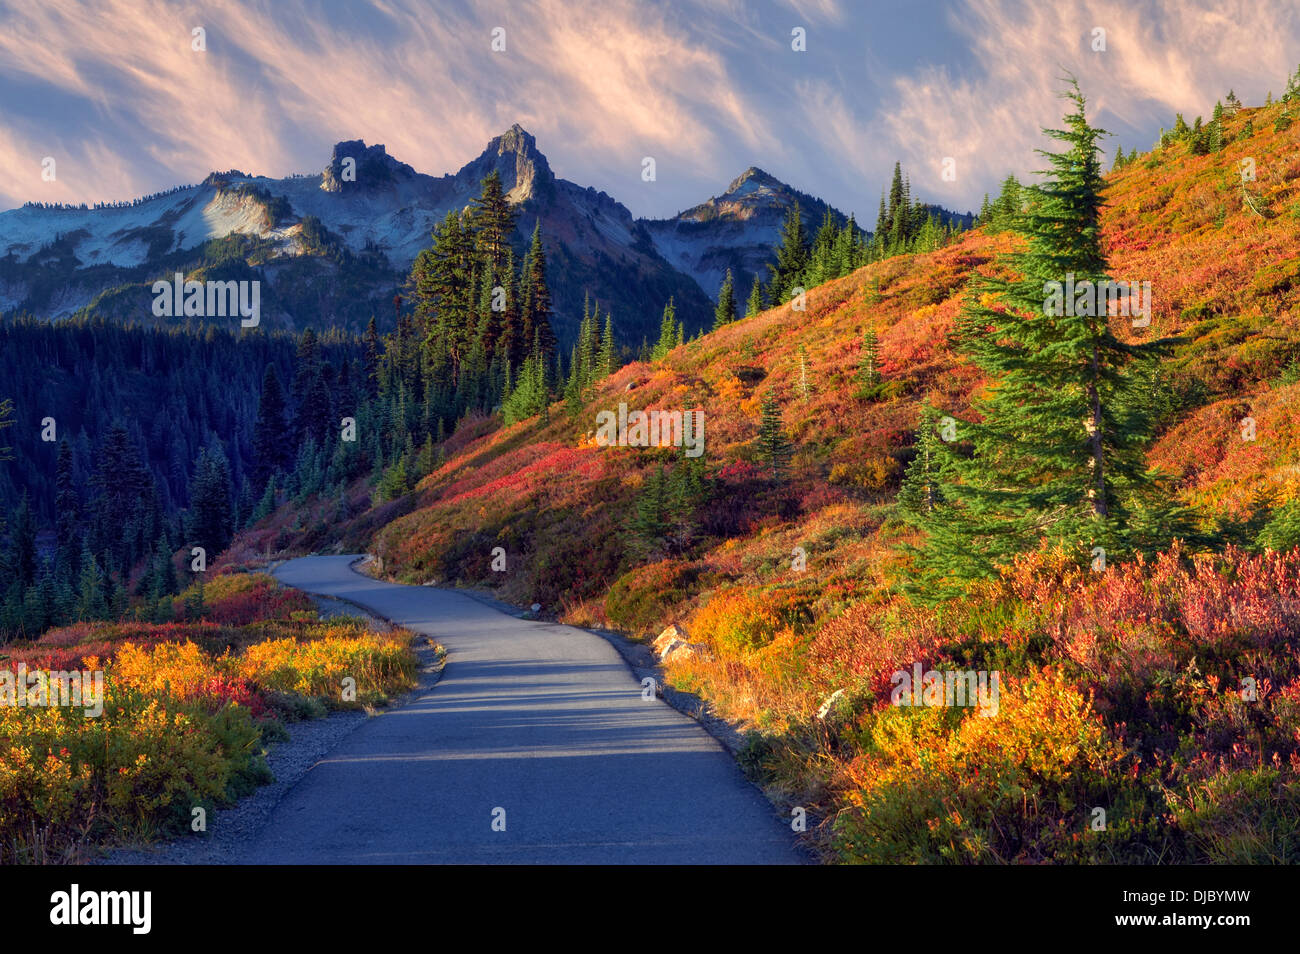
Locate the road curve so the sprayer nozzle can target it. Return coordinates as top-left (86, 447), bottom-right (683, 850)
top-left (231, 555), bottom-right (804, 864)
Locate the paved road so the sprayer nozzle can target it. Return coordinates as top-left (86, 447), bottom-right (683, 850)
top-left (233, 555), bottom-right (803, 864)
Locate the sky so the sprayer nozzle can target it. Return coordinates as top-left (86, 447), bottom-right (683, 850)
top-left (1, 0), bottom-right (1297, 221)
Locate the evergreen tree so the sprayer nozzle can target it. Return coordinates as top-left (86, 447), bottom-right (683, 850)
top-left (857, 328), bottom-right (881, 385)
top-left (755, 389), bottom-right (793, 484)
top-left (362, 315), bottom-right (381, 398)
top-left (469, 171), bottom-right (517, 270)
top-left (54, 438), bottom-right (80, 561)
top-left (1258, 496), bottom-right (1300, 551)
top-left (187, 444), bottom-right (233, 559)
top-left (768, 201), bottom-right (809, 302)
top-left (252, 364), bottom-right (292, 494)
top-left (502, 350), bottom-right (549, 425)
top-left (652, 298), bottom-right (681, 361)
top-left (713, 269), bottom-right (737, 330)
top-left (745, 275), bottom-right (765, 317)
top-left (12, 491), bottom-right (37, 587)
top-left (598, 311), bottom-right (615, 377)
top-left (523, 222), bottom-right (556, 359)
top-left (897, 405), bottom-right (950, 515)
top-left (89, 422), bottom-right (153, 575)
top-left (911, 81), bottom-right (1172, 594)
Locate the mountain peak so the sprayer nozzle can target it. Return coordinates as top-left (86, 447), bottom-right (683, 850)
top-left (465, 123), bottom-right (554, 203)
top-left (320, 140), bottom-right (416, 193)
top-left (723, 166), bottom-right (786, 197)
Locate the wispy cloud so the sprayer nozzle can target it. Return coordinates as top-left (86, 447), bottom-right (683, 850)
top-left (0, 0), bottom-right (1297, 216)
top-left (876, 0), bottom-right (1300, 204)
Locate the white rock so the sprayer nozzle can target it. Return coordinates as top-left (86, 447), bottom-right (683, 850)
top-left (653, 624), bottom-right (689, 655)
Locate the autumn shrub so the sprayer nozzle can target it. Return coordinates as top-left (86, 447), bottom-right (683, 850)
top-left (0, 680), bottom-right (269, 861)
top-left (234, 624), bottom-right (416, 707)
top-left (692, 586), bottom-right (815, 655)
top-left (603, 560), bottom-right (699, 637)
top-left (176, 572), bottom-right (313, 625)
top-left (832, 667), bottom-right (1159, 864)
top-left (0, 574), bottom-right (418, 861)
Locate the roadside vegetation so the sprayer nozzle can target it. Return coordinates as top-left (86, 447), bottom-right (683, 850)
top-left (0, 571), bottom-right (417, 863)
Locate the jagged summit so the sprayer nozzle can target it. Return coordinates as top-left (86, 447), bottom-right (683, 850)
top-left (461, 123), bottom-right (554, 203)
top-left (320, 140), bottom-right (416, 193)
top-left (723, 166), bottom-right (786, 196)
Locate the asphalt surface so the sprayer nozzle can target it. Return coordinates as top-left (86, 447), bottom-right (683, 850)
top-left (233, 555), bottom-right (803, 864)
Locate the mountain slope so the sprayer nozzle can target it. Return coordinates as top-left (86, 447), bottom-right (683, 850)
top-left (640, 166), bottom-right (868, 302)
top-left (0, 128), bottom-right (817, 345)
top-left (231, 95), bottom-right (1300, 864)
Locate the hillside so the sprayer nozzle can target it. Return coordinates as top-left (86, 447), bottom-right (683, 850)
top-left (228, 93), bottom-right (1300, 863)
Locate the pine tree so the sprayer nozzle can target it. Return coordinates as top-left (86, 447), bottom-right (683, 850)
top-left (187, 444), bottom-right (233, 559)
top-left (713, 269), bottom-right (737, 330)
top-left (990, 175), bottom-right (1022, 232)
top-left (745, 275), bottom-right (765, 317)
top-left (598, 311), bottom-right (615, 377)
top-left (89, 421), bottom-right (153, 574)
top-left (911, 81), bottom-right (1172, 594)
top-left (652, 299), bottom-right (681, 361)
top-left (768, 202), bottom-right (809, 303)
top-left (73, 544), bottom-right (107, 621)
top-left (252, 364), bottom-right (292, 494)
top-left (469, 171), bottom-right (516, 270)
top-left (362, 316), bottom-right (381, 398)
top-left (12, 491), bottom-right (37, 587)
top-left (523, 222), bottom-right (556, 359)
top-left (857, 329), bottom-right (881, 385)
top-left (54, 438), bottom-right (80, 562)
top-left (755, 389), bottom-right (793, 484)
top-left (897, 405), bottom-right (949, 515)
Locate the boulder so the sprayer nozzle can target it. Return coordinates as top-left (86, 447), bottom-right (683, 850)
top-left (663, 641), bottom-right (710, 664)
top-left (652, 624), bottom-right (689, 656)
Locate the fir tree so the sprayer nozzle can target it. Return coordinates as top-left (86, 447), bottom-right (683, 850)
top-left (713, 269), bottom-right (737, 330)
top-left (598, 311), bottom-right (615, 377)
top-left (652, 298), bottom-right (681, 361)
top-left (523, 222), bottom-right (556, 359)
top-left (911, 81), bottom-right (1173, 595)
top-left (469, 171), bottom-right (516, 270)
top-left (187, 444), bottom-right (233, 559)
top-left (73, 544), bottom-right (107, 621)
top-left (897, 405), bottom-right (950, 515)
top-left (857, 328), bottom-right (881, 385)
top-left (54, 438), bottom-right (80, 561)
top-left (756, 389), bottom-right (793, 484)
top-left (252, 364), bottom-right (292, 494)
top-left (745, 275), bottom-right (765, 317)
top-left (768, 202), bottom-right (809, 302)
